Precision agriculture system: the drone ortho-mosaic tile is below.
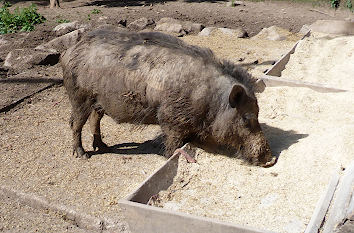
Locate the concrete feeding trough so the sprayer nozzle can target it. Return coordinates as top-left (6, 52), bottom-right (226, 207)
top-left (119, 23), bottom-right (354, 233)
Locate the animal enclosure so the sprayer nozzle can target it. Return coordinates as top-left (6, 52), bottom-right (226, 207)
top-left (119, 32), bottom-right (354, 233)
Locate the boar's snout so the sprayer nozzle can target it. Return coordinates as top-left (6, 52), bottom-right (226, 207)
top-left (242, 133), bottom-right (277, 167)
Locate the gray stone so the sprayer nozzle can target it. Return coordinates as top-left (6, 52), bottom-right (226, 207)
top-left (154, 22), bottom-right (184, 34)
top-left (198, 27), bottom-right (217, 36)
top-left (35, 28), bottom-right (86, 53)
top-left (253, 26), bottom-right (289, 41)
top-left (4, 49), bottom-right (32, 69)
top-left (183, 21), bottom-right (204, 33)
top-left (155, 17), bottom-right (183, 34)
top-left (199, 27), bottom-right (247, 38)
top-left (53, 21), bottom-right (89, 37)
top-left (53, 21), bottom-right (79, 36)
top-left (127, 17), bottom-right (154, 31)
top-left (226, 1), bottom-right (245, 7)
top-left (218, 27), bottom-right (248, 37)
top-left (4, 49), bottom-right (60, 69)
top-left (219, 28), bottom-right (234, 35)
top-left (155, 18), bottom-right (202, 34)
top-left (299, 24), bottom-right (311, 35)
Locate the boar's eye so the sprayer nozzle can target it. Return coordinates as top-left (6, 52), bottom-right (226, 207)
top-left (242, 113), bottom-right (256, 127)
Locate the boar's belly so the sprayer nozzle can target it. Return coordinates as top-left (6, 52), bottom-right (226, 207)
top-left (98, 96), bottom-right (158, 125)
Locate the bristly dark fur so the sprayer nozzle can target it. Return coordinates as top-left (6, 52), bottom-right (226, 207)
top-left (61, 28), bottom-right (273, 165)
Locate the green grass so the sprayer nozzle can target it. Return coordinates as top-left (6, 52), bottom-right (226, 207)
top-left (56, 18), bottom-right (70, 24)
top-left (87, 8), bottom-right (102, 21)
top-left (0, 1), bottom-right (45, 34)
top-left (91, 8), bottom-right (102, 14)
top-left (346, 0), bottom-right (353, 10)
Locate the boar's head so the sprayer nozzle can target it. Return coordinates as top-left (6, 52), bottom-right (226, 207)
top-left (212, 84), bottom-right (276, 167)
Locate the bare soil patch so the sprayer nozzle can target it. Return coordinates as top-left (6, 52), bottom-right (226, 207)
top-left (0, 86), bottom-right (167, 231)
top-left (0, 194), bottom-right (87, 232)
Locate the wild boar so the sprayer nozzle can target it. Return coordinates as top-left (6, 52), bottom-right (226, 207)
top-left (61, 29), bottom-right (276, 167)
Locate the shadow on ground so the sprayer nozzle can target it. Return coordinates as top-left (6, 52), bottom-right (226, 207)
top-left (239, 60), bottom-right (277, 68)
top-left (261, 123), bottom-right (308, 159)
top-left (0, 77), bottom-right (63, 84)
top-left (88, 123), bottom-right (308, 166)
top-left (88, 135), bottom-right (165, 157)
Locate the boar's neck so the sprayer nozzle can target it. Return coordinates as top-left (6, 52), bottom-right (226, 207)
top-left (208, 75), bottom-right (246, 145)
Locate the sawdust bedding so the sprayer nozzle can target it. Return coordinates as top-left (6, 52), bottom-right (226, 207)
top-left (152, 33), bottom-right (354, 233)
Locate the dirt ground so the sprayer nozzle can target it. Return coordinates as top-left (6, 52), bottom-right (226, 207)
top-left (0, 195), bottom-right (87, 232)
top-left (0, 86), bottom-right (167, 232)
top-left (1, 0), bottom-right (354, 232)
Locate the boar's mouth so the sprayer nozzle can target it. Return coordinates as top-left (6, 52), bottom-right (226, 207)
top-left (240, 134), bottom-right (277, 167)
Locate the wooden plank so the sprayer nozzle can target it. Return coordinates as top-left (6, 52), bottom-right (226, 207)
top-left (127, 152), bottom-right (179, 204)
top-left (264, 42), bottom-right (299, 77)
top-left (323, 161), bottom-right (354, 233)
top-left (265, 31), bottom-right (310, 77)
top-left (310, 20), bottom-right (354, 35)
top-left (305, 172), bottom-right (340, 233)
top-left (127, 143), bottom-right (195, 204)
top-left (260, 75), bottom-right (348, 93)
top-left (336, 221), bottom-right (354, 233)
top-left (346, 195), bottom-right (354, 220)
top-left (119, 200), bottom-right (274, 233)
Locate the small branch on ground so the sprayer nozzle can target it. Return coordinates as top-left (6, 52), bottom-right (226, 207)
top-left (309, 9), bottom-right (334, 17)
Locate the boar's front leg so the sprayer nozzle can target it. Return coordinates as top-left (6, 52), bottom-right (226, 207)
top-left (89, 109), bottom-right (109, 151)
top-left (162, 129), bottom-right (186, 157)
top-left (162, 130), bottom-right (196, 163)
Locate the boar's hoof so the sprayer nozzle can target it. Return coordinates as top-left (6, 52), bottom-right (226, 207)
top-left (261, 156), bottom-right (277, 168)
top-left (74, 147), bottom-right (90, 159)
top-left (92, 137), bottom-right (109, 152)
top-left (173, 148), bottom-right (197, 163)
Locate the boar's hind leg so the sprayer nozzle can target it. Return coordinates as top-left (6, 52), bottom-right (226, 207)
top-left (69, 99), bottom-right (92, 159)
top-left (89, 109), bottom-right (109, 151)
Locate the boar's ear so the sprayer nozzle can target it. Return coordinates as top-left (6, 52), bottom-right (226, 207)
top-left (229, 85), bottom-right (246, 108)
